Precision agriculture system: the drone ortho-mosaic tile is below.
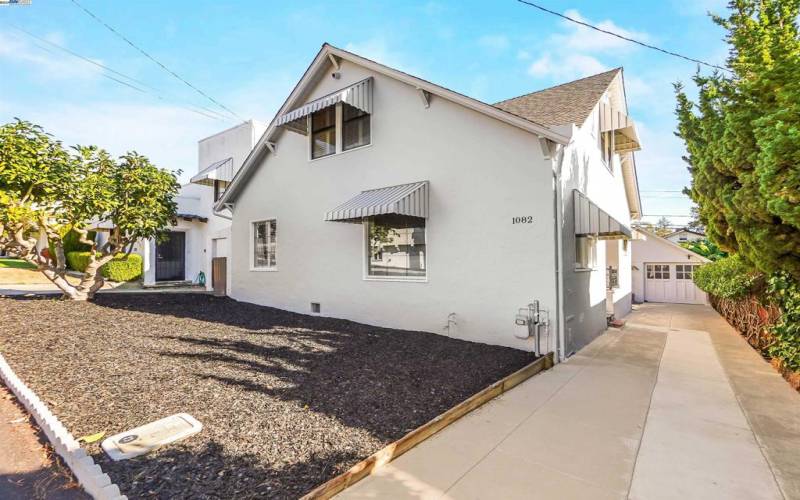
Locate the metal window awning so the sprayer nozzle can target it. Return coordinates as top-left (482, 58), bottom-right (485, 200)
top-left (190, 157), bottom-right (234, 186)
top-left (574, 190), bottom-right (631, 239)
top-left (600, 103), bottom-right (641, 153)
top-left (276, 77), bottom-right (373, 135)
top-left (325, 181), bottom-right (429, 223)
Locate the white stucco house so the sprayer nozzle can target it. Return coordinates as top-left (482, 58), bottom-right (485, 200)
top-left (665, 228), bottom-right (705, 244)
top-left (631, 228), bottom-right (709, 305)
top-left (214, 44), bottom-right (643, 359)
top-left (136, 120), bottom-right (266, 290)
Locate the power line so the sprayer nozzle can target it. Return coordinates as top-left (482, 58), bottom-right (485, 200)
top-left (516, 0), bottom-right (730, 73)
top-left (6, 24), bottom-right (232, 122)
top-left (69, 0), bottom-right (246, 122)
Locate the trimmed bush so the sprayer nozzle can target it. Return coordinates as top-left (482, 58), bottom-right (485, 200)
top-left (49, 228), bottom-right (97, 267)
top-left (66, 252), bottom-right (143, 282)
top-left (693, 255), bottom-right (762, 299)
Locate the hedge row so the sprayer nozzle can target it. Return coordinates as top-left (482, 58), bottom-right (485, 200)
top-left (694, 256), bottom-right (800, 374)
top-left (66, 251), bottom-right (143, 282)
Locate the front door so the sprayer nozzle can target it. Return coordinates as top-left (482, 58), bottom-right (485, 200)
top-left (155, 232), bottom-right (186, 282)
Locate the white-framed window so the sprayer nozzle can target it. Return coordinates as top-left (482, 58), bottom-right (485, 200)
top-left (252, 219), bottom-right (277, 270)
top-left (575, 236), bottom-right (596, 270)
top-left (309, 102), bottom-right (371, 159)
top-left (365, 215), bottom-right (426, 280)
top-left (598, 110), bottom-right (614, 170)
top-left (646, 264), bottom-right (670, 280)
top-left (311, 107), bottom-right (336, 159)
top-left (676, 264), bottom-right (697, 280)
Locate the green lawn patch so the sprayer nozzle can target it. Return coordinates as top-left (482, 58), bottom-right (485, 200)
top-left (0, 258), bottom-right (36, 270)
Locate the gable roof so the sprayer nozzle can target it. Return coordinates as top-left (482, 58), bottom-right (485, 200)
top-left (667, 228), bottom-right (705, 237)
top-left (493, 68), bottom-right (622, 127)
top-left (633, 228), bottom-right (711, 263)
top-left (216, 43), bottom-right (576, 208)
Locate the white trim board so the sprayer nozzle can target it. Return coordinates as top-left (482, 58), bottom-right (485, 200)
top-left (0, 354), bottom-right (127, 500)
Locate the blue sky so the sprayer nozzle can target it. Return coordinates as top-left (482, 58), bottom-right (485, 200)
top-left (0, 0), bottom-right (730, 225)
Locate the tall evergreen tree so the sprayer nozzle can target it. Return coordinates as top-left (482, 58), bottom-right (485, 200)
top-left (675, 0), bottom-right (800, 277)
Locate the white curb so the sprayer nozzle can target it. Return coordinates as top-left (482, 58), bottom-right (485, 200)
top-left (0, 354), bottom-right (127, 500)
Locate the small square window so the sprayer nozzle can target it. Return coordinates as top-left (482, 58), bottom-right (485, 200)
top-left (367, 215), bottom-right (426, 279)
top-left (576, 236), bottom-right (596, 269)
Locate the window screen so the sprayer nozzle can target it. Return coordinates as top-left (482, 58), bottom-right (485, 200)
top-left (311, 107), bottom-right (336, 159)
top-left (253, 220), bottom-right (277, 268)
top-left (342, 103), bottom-right (371, 151)
top-left (367, 215), bottom-right (426, 278)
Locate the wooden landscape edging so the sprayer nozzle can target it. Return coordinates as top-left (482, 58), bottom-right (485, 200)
top-left (301, 352), bottom-right (555, 499)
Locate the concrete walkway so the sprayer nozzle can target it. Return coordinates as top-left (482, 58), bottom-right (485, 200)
top-left (338, 304), bottom-right (800, 499)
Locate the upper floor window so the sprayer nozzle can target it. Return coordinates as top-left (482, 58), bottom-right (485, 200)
top-left (309, 102), bottom-right (371, 159)
top-left (311, 107), bottom-right (336, 159)
top-left (213, 179), bottom-right (228, 202)
top-left (343, 103), bottom-right (370, 151)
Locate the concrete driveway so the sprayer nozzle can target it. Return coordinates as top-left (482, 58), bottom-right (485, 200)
top-left (338, 304), bottom-right (800, 500)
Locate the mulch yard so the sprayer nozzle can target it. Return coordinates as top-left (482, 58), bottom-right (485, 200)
top-left (0, 294), bottom-right (534, 499)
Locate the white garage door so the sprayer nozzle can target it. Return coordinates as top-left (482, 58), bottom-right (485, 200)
top-left (645, 263), bottom-right (706, 305)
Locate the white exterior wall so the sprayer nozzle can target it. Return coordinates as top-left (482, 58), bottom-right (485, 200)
top-left (631, 230), bottom-right (707, 303)
top-left (229, 60), bottom-right (557, 351)
top-left (140, 121), bottom-right (266, 287)
top-left (666, 230), bottom-right (704, 244)
top-left (198, 121), bottom-right (266, 291)
top-left (557, 79), bottom-right (635, 354)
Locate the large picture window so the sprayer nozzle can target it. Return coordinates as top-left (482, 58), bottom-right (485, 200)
top-left (253, 219), bottom-right (277, 269)
top-left (367, 215), bottom-right (426, 279)
top-left (311, 107), bottom-right (336, 159)
top-left (343, 102), bottom-right (371, 151)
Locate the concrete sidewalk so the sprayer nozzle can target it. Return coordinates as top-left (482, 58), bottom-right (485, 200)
top-left (338, 304), bottom-right (799, 499)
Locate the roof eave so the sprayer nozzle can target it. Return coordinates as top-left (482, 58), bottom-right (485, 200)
top-left (218, 43), bottom-right (571, 206)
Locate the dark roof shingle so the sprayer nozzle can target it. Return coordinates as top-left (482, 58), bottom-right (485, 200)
top-left (493, 68), bottom-right (622, 127)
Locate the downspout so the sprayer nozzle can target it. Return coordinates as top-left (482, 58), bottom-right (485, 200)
top-left (552, 144), bottom-right (567, 363)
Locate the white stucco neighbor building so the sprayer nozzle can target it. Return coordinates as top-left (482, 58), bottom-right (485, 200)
top-left (631, 228), bottom-right (709, 305)
top-left (215, 44), bottom-right (643, 359)
top-left (664, 228), bottom-right (705, 244)
top-left (137, 120), bottom-right (266, 290)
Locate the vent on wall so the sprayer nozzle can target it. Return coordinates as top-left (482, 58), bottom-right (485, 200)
top-left (311, 302), bottom-right (321, 314)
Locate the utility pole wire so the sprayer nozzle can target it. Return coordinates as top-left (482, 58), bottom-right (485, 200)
top-left (6, 24), bottom-right (232, 122)
top-left (69, 0), bottom-right (246, 122)
top-left (516, 0), bottom-right (730, 73)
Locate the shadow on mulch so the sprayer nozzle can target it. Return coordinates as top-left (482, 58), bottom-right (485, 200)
top-left (109, 441), bottom-right (361, 499)
top-left (1, 294), bottom-right (534, 498)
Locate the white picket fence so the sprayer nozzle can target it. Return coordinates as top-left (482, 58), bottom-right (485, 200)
top-left (0, 354), bottom-right (126, 500)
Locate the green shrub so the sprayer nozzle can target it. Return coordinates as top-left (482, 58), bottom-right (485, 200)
top-left (766, 273), bottom-right (800, 372)
top-left (66, 251), bottom-right (142, 282)
top-left (49, 228), bottom-right (97, 266)
top-left (680, 238), bottom-right (727, 261)
top-left (693, 255), bottom-right (762, 299)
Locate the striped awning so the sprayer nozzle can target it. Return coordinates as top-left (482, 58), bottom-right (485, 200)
top-left (574, 190), bottom-right (631, 239)
top-left (325, 181), bottom-right (429, 223)
top-left (190, 157), bottom-right (234, 186)
top-left (277, 78), bottom-right (373, 135)
top-left (599, 103), bottom-right (641, 153)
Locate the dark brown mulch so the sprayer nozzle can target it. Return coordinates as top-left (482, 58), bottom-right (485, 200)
top-left (0, 294), bottom-right (534, 499)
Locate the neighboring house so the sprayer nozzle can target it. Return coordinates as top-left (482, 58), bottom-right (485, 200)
top-left (136, 120), bottom-right (266, 289)
top-left (215, 44), bottom-right (642, 359)
top-left (665, 228), bottom-right (705, 244)
top-left (631, 228), bottom-right (709, 305)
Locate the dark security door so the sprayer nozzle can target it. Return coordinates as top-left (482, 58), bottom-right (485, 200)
top-left (155, 232), bottom-right (186, 281)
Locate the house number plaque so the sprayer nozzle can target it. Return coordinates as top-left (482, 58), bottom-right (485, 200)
top-left (512, 216), bottom-right (534, 224)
